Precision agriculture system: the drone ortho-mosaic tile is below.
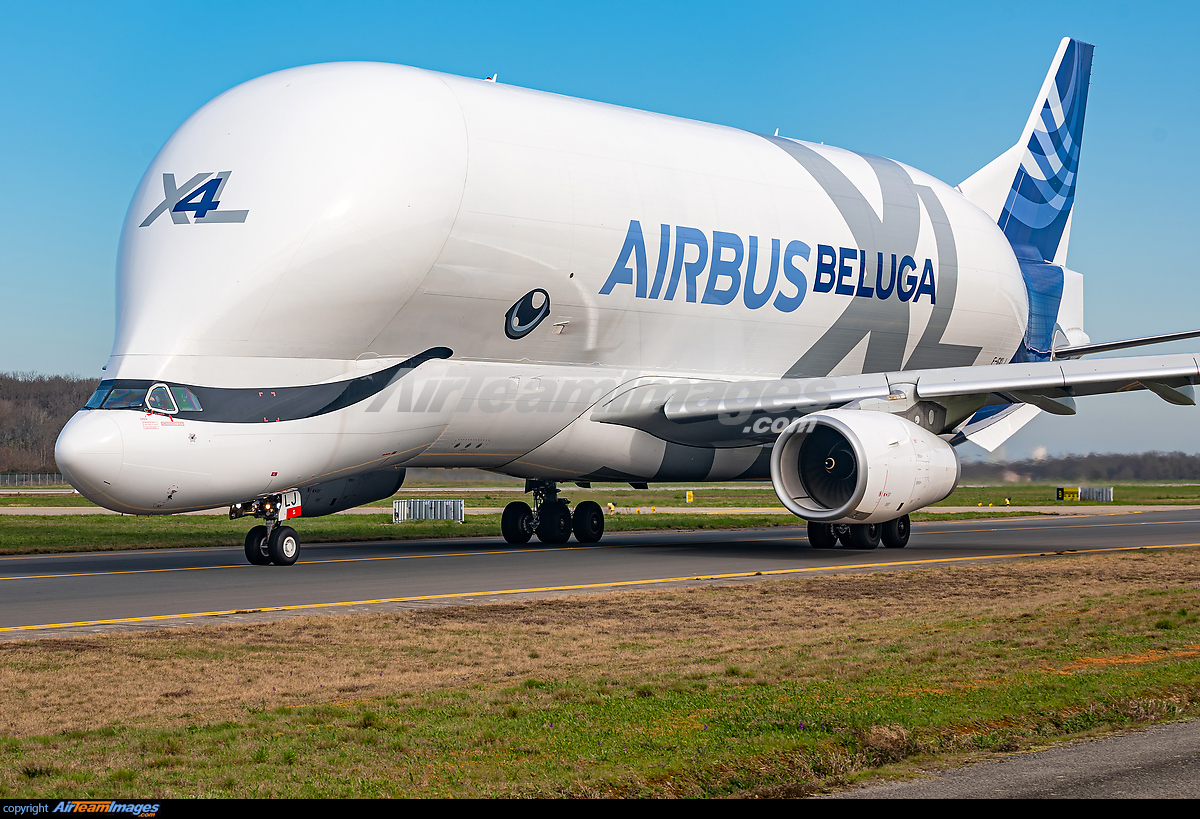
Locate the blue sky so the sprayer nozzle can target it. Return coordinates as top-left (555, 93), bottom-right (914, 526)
top-left (1, 1), bottom-right (1197, 458)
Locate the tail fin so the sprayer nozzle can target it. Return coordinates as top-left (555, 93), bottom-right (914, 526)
top-left (959, 37), bottom-right (1094, 265)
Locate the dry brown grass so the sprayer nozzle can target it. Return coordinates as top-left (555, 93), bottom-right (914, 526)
top-left (1, 549), bottom-right (1197, 741)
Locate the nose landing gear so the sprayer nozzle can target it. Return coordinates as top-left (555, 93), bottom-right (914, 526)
top-left (232, 492), bottom-right (302, 565)
top-left (500, 481), bottom-right (606, 545)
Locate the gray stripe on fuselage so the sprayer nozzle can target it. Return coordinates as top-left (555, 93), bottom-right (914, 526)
top-left (759, 135), bottom-right (979, 376)
top-left (735, 445), bottom-right (773, 481)
top-left (653, 443), bottom-right (716, 481)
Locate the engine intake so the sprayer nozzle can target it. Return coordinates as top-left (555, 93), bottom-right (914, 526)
top-left (770, 410), bottom-right (959, 523)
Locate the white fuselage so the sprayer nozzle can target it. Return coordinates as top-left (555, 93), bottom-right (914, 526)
top-left (57, 62), bottom-right (1027, 514)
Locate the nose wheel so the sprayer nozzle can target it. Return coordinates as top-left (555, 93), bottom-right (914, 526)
top-left (244, 525), bottom-right (271, 565)
top-left (243, 522), bottom-right (301, 565)
top-left (268, 526), bottom-right (300, 565)
top-left (233, 494), bottom-right (302, 565)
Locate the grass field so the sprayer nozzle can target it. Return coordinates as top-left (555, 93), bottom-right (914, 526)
top-left (0, 478), bottom-right (1191, 558)
top-left (0, 548), bottom-right (1197, 797)
top-left (6, 482), bottom-right (1200, 510)
top-left (3, 479), bottom-right (1190, 556)
top-left (365, 482), bottom-right (1200, 509)
top-left (0, 510), bottom-right (1047, 556)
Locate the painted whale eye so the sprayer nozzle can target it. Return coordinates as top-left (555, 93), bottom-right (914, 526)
top-left (504, 289), bottom-right (551, 339)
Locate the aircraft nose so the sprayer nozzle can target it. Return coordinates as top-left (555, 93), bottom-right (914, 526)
top-left (55, 412), bottom-right (124, 496)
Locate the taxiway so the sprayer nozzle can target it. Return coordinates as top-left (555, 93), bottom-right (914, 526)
top-left (1, 509), bottom-right (1197, 639)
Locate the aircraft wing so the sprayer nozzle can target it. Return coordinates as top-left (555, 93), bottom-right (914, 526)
top-left (592, 353), bottom-right (1200, 447)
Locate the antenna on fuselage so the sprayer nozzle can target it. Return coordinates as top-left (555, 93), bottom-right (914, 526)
top-left (485, 73), bottom-right (498, 83)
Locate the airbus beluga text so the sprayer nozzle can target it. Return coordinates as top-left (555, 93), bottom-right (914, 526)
top-left (56, 38), bottom-right (1200, 564)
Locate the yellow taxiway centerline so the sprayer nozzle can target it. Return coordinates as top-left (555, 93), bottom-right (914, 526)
top-left (2, 514), bottom-right (1199, 579)
top-left (0, 543), bottom-right (610, 581)
top-left (1, 542), bottom-right (1194, 633)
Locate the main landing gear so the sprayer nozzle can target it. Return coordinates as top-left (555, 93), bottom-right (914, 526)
top-left (501, 480), bottom-right (605, 545)
top-left (806, 515), bottom-right (910, 550)
top-left (231, 493), bottom-right (301, 566)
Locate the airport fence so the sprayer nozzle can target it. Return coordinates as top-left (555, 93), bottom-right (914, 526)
top-left (1056, 486), bottom-right (1115, 502)
top-left (393, 499), bottom-right (465, 523)
top-left (0, 472), bottom-right (66, 486)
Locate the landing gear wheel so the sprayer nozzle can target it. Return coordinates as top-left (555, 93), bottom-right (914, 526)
top-left (807, 521), bottom-right (839, 549)
top-left (882, 515), bottom-right (911, 549)
top-left (835, 524), bottom-right (853, 547)
top-left (845, 523), bottom-right (880, 550)
top-left (536, 500), bottom-right (572, 544)
top-left (268, 525), bottom-right (299, 566)
top-left (244, 525), bottom-right (270, 565)
top-left (501, 501), bottom-right (534, 544)
top-left (572, 501), bottom-right (605, 543)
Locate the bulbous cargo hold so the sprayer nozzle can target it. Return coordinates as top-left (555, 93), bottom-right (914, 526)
top-left (112, 63), bottom-right (470, 390)
top-left (109, 62), bottom-right (1027, 389)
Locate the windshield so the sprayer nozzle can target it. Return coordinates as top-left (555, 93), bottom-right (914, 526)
top-left (83, 383), bottom-right (112, 410)
top-left (101, 387), bottom-right (148, 410)
top-left (170, 385), bottom-right (203, 411)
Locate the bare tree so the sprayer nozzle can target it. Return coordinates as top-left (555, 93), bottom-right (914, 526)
top-left (0, 373), bottom-right (99, 472)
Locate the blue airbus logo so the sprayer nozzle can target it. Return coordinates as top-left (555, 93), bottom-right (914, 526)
top-left (598, 220), bottom-right (936, 309)
top-left (139, 171), bottom-right (250, 227)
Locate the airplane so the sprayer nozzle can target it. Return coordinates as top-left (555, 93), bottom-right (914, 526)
top-left (55, 37), bottom-right (1200, 565)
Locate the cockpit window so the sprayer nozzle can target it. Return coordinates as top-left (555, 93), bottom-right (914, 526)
top-left (102, 387), bottom-right (148, 410)
top-left (84, 381), bottom-right (204, 413)
top-left (170, 385), bottom-right (203, 412)
top-left (84, 383), bottom-right (113, 410)
top-left (146, 384), bottom-right (178, 414)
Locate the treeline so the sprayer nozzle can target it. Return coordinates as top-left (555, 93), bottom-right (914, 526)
top-left (0, 373), bottom-right (98, 472)
top-left (961, 452), bottom-right (1200, 483)
top-left (3, 370), bottom-right (1200, 481)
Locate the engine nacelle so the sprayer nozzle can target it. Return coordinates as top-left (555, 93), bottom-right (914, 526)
top-left (770, 410), bottom-right (959, 524)
top-left (298, 468), bottom-right (406, 518)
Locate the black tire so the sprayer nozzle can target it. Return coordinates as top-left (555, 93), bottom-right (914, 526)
top-left (572, 501), bottom-right (605, 543)
top-left (536, 500), bottom-right (573, 544)
top-left (845, 523), bottom-right (880, 550)
top-left (807, 521), bottom-right (838, 549)
top-left (881, 515), bottom-right (911, 548)
top-left (244, 525), bottom-right (270, 565)
top-left (268, 525), bottom-right (300, 566)
top-left (501, 501), bottom-right (534, 544)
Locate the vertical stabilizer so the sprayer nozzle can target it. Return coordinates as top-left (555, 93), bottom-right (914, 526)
top-left (959, 37), bottom-right (1094, 265)
top-left (953, 39), bottom-right (1094, 447)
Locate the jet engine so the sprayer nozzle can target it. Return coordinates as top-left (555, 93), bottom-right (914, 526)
top-left (298, 468), bottom-right (407, 518)
top-left (770, 410), bottom-right (959, 524)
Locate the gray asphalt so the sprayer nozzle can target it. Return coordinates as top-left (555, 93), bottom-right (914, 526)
top-left (2, 507), bottom-right (1198, 797)
top-left (1, 508), bottom-right (1197, 639)
top-left (828, 719), bottom-right (1200, 798)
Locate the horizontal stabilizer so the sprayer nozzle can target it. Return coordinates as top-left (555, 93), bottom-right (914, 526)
top-left (1053, 328), bottom-right (1200, 358)
top-left (959, 403), bottom-right (1042, 452)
